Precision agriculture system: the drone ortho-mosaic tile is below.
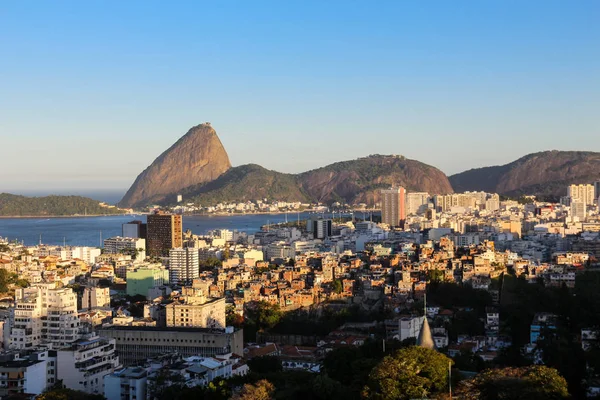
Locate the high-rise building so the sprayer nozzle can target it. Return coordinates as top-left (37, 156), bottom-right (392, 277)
top-left (122, 220), bottom-right (147, 239)
top-left (571, 201), bottom-right (586, 221)
top-left (568, 184), bottom-right (595, 206)
top-left (306, 216), bottom-right (332, 239)
top-left (405, 192), bottom-right (430, 215)
top-left (10, 284), bottom-right (81, 350)
top-left (381, 187), bottom-right (406, 227)
top-left (169, 247), bottom-right (200, 285)
top-left (594, 181), bottom-right (600, 203)
top-left (146, 212), bottom-right (183, 257)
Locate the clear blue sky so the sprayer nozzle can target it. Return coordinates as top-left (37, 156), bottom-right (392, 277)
top-left (1, 0), bottom-right (599, 195)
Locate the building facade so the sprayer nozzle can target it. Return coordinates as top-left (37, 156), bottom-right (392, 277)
top-left (147, 212), bottom-right (183, 257)
top-left (165, 298), bottom-right (226, 329)
top-left (169, 247), bottom-right (200, 285)
top-left (97, 327), bottom-right (244, 367)
top-left (381, 187), bottom-right (406, 227)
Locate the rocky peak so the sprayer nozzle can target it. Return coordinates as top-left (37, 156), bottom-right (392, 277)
top-left (119, 123), bottom-right (231, 207)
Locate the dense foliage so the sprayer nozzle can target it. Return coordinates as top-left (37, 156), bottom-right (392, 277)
top-left (455, 366), bottom-right (570, 399)
top-left (178, 164), bottom-right (309, 205)
top-left (0, 193), bottom-right (122, 216)
top-left (36, 388), bottom-right (106, 400)
top-left (362, 346), bottom-right (453, 400)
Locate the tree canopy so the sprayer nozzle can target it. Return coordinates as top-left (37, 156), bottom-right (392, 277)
top-left (362, 346), bottom-right (452, 400)
top-left (455, 365), bottom-right (570, 400)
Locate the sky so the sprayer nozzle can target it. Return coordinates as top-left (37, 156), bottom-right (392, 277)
top-left (1, 1), bottom-right (599, 197)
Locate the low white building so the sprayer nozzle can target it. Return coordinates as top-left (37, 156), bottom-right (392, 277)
top-left (104, 367), bottom-right (147, 400)
top-left (57, 335), bottom-right (121, 395)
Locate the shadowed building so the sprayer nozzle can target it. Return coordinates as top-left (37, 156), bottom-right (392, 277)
top-left (146, 212), bottom-right (183, 257)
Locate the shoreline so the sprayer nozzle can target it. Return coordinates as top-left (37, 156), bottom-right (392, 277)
top-left (0, 209), bottom-right (380, 219)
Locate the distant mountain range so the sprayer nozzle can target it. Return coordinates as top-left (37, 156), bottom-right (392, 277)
top-left (118, 123), bottom-right (453, 207)
top-left (116, 124), bottom-right (600, 207)
top-left (449, 151), bottom-right (600, 199)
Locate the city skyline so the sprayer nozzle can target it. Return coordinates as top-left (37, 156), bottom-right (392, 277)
top-left (2, 1), bottom-right (599, 192)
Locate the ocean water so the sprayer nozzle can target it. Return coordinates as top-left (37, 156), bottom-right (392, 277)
top-left (0, 212), bottom-right (371, 247)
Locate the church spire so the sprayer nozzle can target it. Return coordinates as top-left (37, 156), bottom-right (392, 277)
top-left (418, 289), bottom-right (435, 349)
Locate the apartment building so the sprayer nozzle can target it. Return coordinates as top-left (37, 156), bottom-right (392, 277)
top-left (147, 212), bottom-right (183, 257)
top-left (169, 247), bottom-right (199, 285)
top-left (57, 335), bottom-right (121, 395)
top-left (103, 236), bottom-right (146, 260)
top-left (381, 187), bottom-right (406, 227)
top-left (165, 297), bottom-right (226, 329)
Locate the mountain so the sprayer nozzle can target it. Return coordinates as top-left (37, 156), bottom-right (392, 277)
top-left (299, 155), bottom-right (453, 203)
top-left (119, 123), bottom-right (231, 207)
top-left (449, 151), bottom-right (600, 197)
top-left (168, 155), bottom-right (453, 206)
top-left (175, 164), bottom-right (310, 205)
top-left (0, 193), bottom-right (123, 216)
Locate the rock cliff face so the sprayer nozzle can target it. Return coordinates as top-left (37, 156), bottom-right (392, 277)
top-left (299, 155), bottom-right (454, 204)
top-left (449, 151), bottom-right (600, 197)
top-left (119, 123), bottom-right (231, 207)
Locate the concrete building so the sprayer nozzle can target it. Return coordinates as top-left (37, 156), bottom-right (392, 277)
top-left (568, 184), bottom-right (595, 206)
top-left (82, 287), bottom-right (111, 310)
top-left (126, 266), bottom-right (170, 298)
top-left (103, 236), bottom-right (146, 260)
top-left (97, 326), bottom-right (244, 367)
top-left (381, 187), bottom-right (406, 227)
top-left (169, 247), bottom-right (199, 285)
top-left (104, 367), bottom-right (147, 400)
top-left (306, 217), bottom-right (332, 239)
top-left (406, 192), bottom-right (430, 215)
top-left (0, 358), bottom-right (48, 398)
top-left (10, 284), bottom-right (81, 350)
top-left (165, 298), bottom-right (226, 329)
top-left (571, 201), bottom-right (587, 222)
top-left (398, 316), bottom-right (424, 342)
top-left (57, 335), bottom-right (120, 395)
top-left (147, 212), bottom-right (183, 257)
top-left (122, 220), bottom-right (147, 239)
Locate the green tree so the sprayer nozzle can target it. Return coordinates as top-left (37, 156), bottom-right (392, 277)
top-left (333, 279), bottom-right (343, 294)
top-left (36, 388), bottom-right (105, 400)
top-left (362, 346), bottom-right (452, 400)
top-left (455, 365), bottom-right (570, 399)
top-left (232, 379), bottom-right (275, 400)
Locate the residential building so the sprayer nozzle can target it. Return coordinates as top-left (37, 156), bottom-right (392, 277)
top-left (0, 358), bottom-right (48, 398)
top-left (10, 284), bottom-right (81, 350)
top-left (306, 217), bottom-right (332, 239)
top-left (165, 298), bottom-right (226, 329)
top-left (82, 287), bottom-right (111, 310)
top-left (122, 220), bottom-right (147, 239)
top-left (126, 266), bottom-right (170, 298)
top-left (169, 247), bottom-right (199, 285)
top-left (56, 335), bottom-right (120, 395)
top-left (571, 201), bottom-right (586, 221)
top-left (104, 367), bottom-right (147, 400)
top-left (406, 192), bottom-right (430, 215)
top-left (147, 212), bottom-right (183, 257)
top-left (568, 184), bottom-right (595, 206)
top-left (530, 313), bottom-right (557, 344)
top-left (381, 187), bottom-right (406, 227)
top-left (103, 236), bottom-right (146, 260)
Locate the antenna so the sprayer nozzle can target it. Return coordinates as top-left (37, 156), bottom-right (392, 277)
top-left (39, 234), bottom-right (42, 246)
top-left (100, 230), bottom-right (102, 247)
top-left (63, 237), bottom-right (66, 247)
top-left (424, 291), bottom-right (427, 317)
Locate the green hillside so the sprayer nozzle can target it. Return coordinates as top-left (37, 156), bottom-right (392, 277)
top-left (0, 193), bottom-right (124, 216)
